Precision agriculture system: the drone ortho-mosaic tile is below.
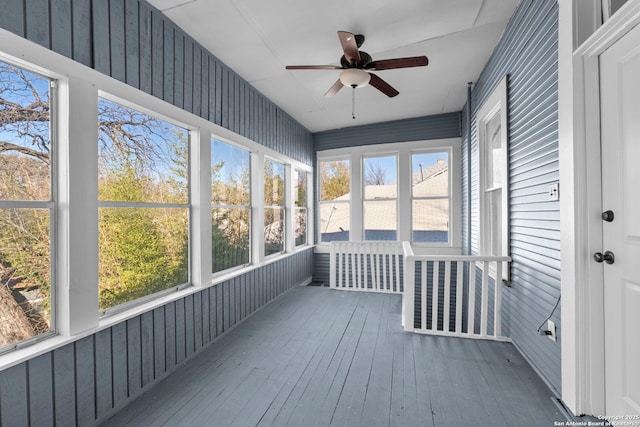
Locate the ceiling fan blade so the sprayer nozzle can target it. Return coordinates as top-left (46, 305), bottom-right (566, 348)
top-left (324, 79), bottom-right (344, 97)
top-left (337, 31), bottom-right (361, 65)
top-left (366, 56), bottom-right (429, 71)
top-left (368, 73), bottom-right (399, 97)
top-left (285, 65), bottom-right (343, 70)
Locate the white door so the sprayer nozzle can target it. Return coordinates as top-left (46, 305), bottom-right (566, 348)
top-left (600, 22), bottom-right (640, 416)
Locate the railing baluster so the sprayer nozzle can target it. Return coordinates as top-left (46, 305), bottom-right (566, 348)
top-left (333, 246), bottom-right (512, 341)
top-left (455, 261), bottom-right (463, 333)
top-left (443, 261), bottom-right (451, 333)
top-left (382, 244), bottom-right (388, 292)
top-left (351, 243), bottom-right (357, 289)
top-left (494, 261), bottom-right (503, 337)
top-left (480, 260), bottom-right (490, 337)
top-left (431, 260), bottom-right (439, 331)
top-left (403, 255), bottom-right (415, 330)
top-left (362, 242), bottom-right (368, 290)
top-left (330, 243), bottom-right (336, 289)
top-left (421, 260), bottom-right (427, 331)
top-left (337, 245), bottom-right (343, 289)
top-left (372, 243), bottom-right (379, 291)
top-left (357, 243), bottom-right (363, 290)
top-left (397, 252), bottom-right (510, 341)
top-left (468, 261), bottom-right (476, 335)
top-left (395, 250), bottom-right (401, 294)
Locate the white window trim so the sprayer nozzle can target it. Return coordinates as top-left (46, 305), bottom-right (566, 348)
top-left (477, 76), bottom-right (509, 281)
top-left (0, 61), bottom-right (59, 351)
top-left (410, 148), bottom-right (453, 246)
top-left (318, 155), bottom-right (353, 243)
top-left (315, 138), bottom-right (461, 255)
top-left (292, 168), bottom-right (310, 248)
top-left (0, 28), bottom-right (313, 368)
top-left (95, 94), bottom-right (195, 316)
top-left (263, 156), bottom-right (286, 258)
top-left (211, 137), bottom-right (252, 277)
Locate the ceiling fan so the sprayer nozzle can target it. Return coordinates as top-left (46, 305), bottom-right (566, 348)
top-left (285, 31), bottom-right (429, 98)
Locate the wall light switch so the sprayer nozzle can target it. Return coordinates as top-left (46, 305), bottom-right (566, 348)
top-left (548, 183), bottom-right (559, 201)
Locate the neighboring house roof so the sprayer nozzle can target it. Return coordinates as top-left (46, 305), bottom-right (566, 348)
top-left (321, 163), bottom-right (449, 234)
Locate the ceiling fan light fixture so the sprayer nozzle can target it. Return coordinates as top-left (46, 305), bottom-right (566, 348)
top-left (339, 68), bottom-right (370, 88)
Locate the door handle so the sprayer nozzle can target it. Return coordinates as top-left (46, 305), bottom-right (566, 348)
top-left (601, 210), bottom-right (615, 222)
top-left (593, 251), bottom-right (615, 264)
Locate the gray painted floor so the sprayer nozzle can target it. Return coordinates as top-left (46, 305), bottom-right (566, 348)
top-left (102, 286), bottom-right (568, 427)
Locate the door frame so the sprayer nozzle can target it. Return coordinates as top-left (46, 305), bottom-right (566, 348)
top-left (560, 0), bottom-right (640, 416)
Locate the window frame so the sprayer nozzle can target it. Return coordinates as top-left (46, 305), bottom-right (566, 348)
top-left (410, 148), bottom-right (453, 246)
top-left (362, 153), bottom-right (398, 241)
top-left (477, 76), bottom-right (510, 280)
top-left (0, 34), bottom-right (314, 363)
top-left (318, 156), bottom-right (352, 243)
top-left (96, 94), bottom-right (193, 315)
top-left (0, 59), bottom-right (58, 352)
top-left (263, 156), bottom-right (286, 257)
top-left (211, 137), bottom-right (252, 276)
top-left (316, 139), bottom-right (461, 254)
top-left (293, 168), bottom-right (310, 247)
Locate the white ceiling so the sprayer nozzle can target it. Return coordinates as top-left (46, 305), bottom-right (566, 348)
top-left (147, 0), bottom-right (519, 133)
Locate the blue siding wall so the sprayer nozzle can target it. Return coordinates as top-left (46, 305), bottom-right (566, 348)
top-left (313, 112), bottom-right (461, 152)
top-left (0, 250), bottom-right (313, 426)
top-left (462, 0), bottom-right (561, 394)
top-left (0, 1), bottom-right (314, 425)
top-left (0, 0), bottom-right (313, 165)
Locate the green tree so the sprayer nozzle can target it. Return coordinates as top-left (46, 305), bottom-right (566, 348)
top-left (320, 161), bottom-right (350, 201)
top-left (97, 121), bottom-right (190, 309)
top-left (212, 157), bottom-right (250, 272)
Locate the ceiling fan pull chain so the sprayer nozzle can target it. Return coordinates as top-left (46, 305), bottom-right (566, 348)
top-left (352, 87), bottom-right (356, 119)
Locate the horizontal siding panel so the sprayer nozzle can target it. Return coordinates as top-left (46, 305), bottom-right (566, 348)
top-left (462, 0), bottom-right (561, 393)
top-left (511, 232), bottom-right (560, 252)
top-left (313, 112), bottom-right (461, 151)
top-left (510, 248), bottom-right (560, 277)
top-left (512, 239), bottom-right (560, 261)
top-left (509, 172), bottom-right (559, 192)
top-left (509, 225), bottom-right (559, 242)
top-left (510, 266), bottom-right (562, 298)
top-left (510, 136), bottom-right (558, 166)
top-left (511, 184), bottom-right (562, 199)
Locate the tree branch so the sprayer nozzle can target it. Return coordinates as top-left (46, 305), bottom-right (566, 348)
top-left (0, 141), bottom-right (49, 164)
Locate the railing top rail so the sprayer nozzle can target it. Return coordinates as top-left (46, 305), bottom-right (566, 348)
top-left (405, 255), bottom-right (512, 262)
top-left (330, 240), bottom-right (405, 246)
top-left (402, 241), bottom-right (414, 257)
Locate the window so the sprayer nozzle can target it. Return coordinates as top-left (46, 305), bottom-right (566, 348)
top-left (0, 60), bottom-right (54, 349)
top-left (98, 98), bottom-right (190, 311)
top-left (363, 155), bottom-right (397, 240)
top-left (411, 151), bottom-right (450, 243)
top-left (317, 140), bottom-right (459, 248)
top-left (211, 139), bottom-right (251, 273)
top-left (319, 159), bottom-right (350, 242)
top-left (477, 76), bottom-right (509, 278)
top-left (294, 169), bottom-right (308, 246)
top-left (264, 158), bottom-right (285, 256)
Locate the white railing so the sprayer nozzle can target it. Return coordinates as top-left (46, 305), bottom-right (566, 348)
top-left (402, 244), bottom-right (511, 341)
top-left (330, 241), bottom-right (404, 293)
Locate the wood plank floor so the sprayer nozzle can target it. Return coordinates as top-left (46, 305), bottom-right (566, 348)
top-left (102, 286), bottom-right (566, 426)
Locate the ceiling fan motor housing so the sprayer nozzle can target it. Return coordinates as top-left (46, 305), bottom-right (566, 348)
top-left (340, 51), bottom-right (373, 68)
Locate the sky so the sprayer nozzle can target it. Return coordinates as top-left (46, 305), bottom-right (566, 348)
top-left (363, 151), bottom-right (449, 185)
